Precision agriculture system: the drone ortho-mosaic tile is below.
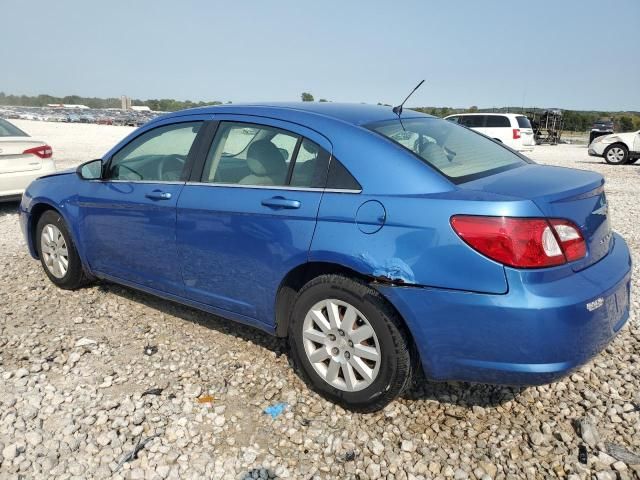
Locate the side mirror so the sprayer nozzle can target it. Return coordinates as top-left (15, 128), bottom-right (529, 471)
top-left (76, 159), bottom-right (103, 180)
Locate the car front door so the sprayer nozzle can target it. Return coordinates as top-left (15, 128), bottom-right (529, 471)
top-left (176, 116), bottom-right (332, 327)
top-left (78, 116), bottom-right (210, 295)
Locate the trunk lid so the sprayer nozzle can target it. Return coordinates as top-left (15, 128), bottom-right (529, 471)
top-left (460, 164), bottom-right (612, 271)
top-left (0, 138), bottom-right (46, 173)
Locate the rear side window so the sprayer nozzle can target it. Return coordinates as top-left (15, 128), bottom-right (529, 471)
top-left (201, 121), bottom-right (340, 190)
top-left (0, 118), bottom-right (28, 137)
top-left (446, 116), bottom-right (460, 124)
top-left (290, 138), bottom-right (331, 188)
top-left (326, 159), bottom-right (361, 190)
top-left (368, 117), bottom-right (527, 184)
top-left (485, 115), bottom-right (511, 128)
top-left (459, 115), bottom-right (485, 128)
top-left (516, 116), bottom-right (532, 128)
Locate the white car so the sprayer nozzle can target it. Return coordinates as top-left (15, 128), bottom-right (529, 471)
top-left (0, 118), bottom-right (56, 201)
top-left (588, 130), bottom-right (640, 165)
top-left (444, 113), bottom-right (535, 152)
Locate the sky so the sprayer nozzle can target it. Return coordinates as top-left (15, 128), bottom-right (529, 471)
top-left (1, 0), bottom-right (638, 111)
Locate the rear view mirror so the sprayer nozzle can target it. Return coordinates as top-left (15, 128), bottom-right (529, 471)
top-left (76, 159), bottom-right (103, 180)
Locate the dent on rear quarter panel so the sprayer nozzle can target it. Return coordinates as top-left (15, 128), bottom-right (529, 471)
top-left (310, 190), bottom-right (545, 294)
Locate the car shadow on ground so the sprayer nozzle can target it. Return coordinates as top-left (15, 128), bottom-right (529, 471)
top-left (102, 281), bottom-right (523, 409)
top-left (0, 201), bottom-right (20, 217)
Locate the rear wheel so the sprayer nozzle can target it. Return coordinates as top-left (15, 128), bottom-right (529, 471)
top-left (36, 210), bottom-right (89, 289)
top-left (288, 274), bottom-right (413, 412)
top-left (604, 144), bottom-right (629, 165)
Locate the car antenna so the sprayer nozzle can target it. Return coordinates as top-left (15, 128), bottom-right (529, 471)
top-left (392, 79), bottom-right (425, 117)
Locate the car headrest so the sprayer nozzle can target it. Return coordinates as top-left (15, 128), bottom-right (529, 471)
top-left (246, 140), bottom-right (285, 176)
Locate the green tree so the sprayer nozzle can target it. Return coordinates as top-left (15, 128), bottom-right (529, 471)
top-left (618, 116), bottom-right (633, 132)
top-left (301, 92), bottom-right (314, 102)
top-left (318, 98), bottom-right (328, 102)
top-left (469, 105), bottom-right (478, 112)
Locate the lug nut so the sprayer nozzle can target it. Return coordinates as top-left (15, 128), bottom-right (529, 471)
top-left (331, 347), bottom-right (339, 356)
top-left (344, 351), bottom-right (351, 360)
top-left (348, 340), bottom-right (354, 347)
top-left (338, 329), bottom-right (345, 336)
top-left (328, 334), bottom-right (336, 341)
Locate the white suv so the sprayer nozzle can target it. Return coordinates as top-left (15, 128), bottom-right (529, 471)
top-left (588, 130), bottom-right (640, 165)
top-left (445, 113), bottom-right (535, 152)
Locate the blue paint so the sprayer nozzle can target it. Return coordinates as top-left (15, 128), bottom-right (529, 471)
top-left (263, 402), bottom-right (288, 418)
top-left (19, 102), bottom-right (632, 389)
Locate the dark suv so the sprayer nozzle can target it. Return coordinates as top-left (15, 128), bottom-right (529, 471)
top-left (590, 119), bottom-right (614, 144)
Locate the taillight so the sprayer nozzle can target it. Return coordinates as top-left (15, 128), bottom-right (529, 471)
top-left (450, 216), bottom-right (586, 268)
top-left (512, 128), bottom-right (521, 140)
top-left (23, 145), bottom-right (53, 159)
top-left (548, 219), bottom-right (586, 262)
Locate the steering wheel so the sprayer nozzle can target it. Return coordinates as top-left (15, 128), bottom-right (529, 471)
top-left (157, 155), bottom-right (186, 181)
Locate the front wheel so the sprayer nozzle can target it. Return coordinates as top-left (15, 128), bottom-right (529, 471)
top-left (288, 275), bottom-right (413, 412)
top-left (604, 144), bottom-right (629, 165)
top-left (36, 210), bottom-right (89, 290)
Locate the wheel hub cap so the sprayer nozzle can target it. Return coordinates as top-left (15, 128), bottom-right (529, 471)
top-left (40, 224), bottom-right (69, 279)
top-left (302, 299), bottom-right (381, 392)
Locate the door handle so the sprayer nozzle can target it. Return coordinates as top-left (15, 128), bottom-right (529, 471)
top-left (261, 196), bottom-right (301, 209)
top-left (145, 191), bottom-right (172, 200)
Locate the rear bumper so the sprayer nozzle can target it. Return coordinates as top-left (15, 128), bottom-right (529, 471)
top-left (378, 233), bottom-right (632, 385)
top-left (0, 160), bottom-right (56, 199)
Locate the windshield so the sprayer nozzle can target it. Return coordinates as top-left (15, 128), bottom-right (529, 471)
top-left (368, 117), bottom-right (528, 183)
top-left (0, 118), bottom-right (28, 137)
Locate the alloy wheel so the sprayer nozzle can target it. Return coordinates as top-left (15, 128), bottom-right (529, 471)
top-left (40, 224), bottom-right (69, 279)
top-left (302, 299), bottom-right (381, 392)
top-left (607, 147), bottom-right (626, 163)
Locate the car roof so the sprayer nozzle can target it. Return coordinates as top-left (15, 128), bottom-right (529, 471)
top-left (157, 102), bottom-right (430, 127)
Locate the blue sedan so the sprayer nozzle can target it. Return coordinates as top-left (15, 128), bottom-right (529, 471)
top-left (19, 103), bottom-right (631, 411)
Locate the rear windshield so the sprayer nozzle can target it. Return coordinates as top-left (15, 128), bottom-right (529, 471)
top-left (516, 116), bottom-right (532, 128)
top-left (367, 117), bottom-right (527, 184)
top-left (0, 118), bottom-right (28, 137)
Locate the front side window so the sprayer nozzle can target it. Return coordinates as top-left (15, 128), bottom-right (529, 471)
top-left (107, 122), bottom-right (202, 181)
top-left (368, 117), bottom-right (527, 184)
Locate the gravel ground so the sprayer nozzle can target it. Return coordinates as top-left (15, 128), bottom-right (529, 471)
top-left (1, 124), bottom-right (639, 480)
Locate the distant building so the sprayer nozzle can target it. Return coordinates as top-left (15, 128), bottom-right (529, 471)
top-left (129, 105), bottom-right (151, 112)
top-left (120, 96), bottom-right (132, 110)
top-left (47, 104), bottom-right (90, 109)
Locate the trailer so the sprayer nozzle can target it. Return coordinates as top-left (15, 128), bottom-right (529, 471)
top-left (527, 109), bottom-right (564, 145)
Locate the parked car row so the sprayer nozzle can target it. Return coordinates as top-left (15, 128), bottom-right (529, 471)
top-left (0, 106), bottom-right (158, 127)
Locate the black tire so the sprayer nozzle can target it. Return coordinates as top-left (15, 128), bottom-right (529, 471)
top-left (603, 144), bottom-right (629, 165)
top-left (288, 274), bottom-right (413, 412)
top-left (629, 158), bottom-right (638, 164)
top-left (36, 210), bottom-right (89, 290)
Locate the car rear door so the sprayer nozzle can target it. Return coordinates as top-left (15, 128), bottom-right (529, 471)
top-left (78, 116), bottom-right (211, 295)
top-left (176, 115), bottom-right (332, 327)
